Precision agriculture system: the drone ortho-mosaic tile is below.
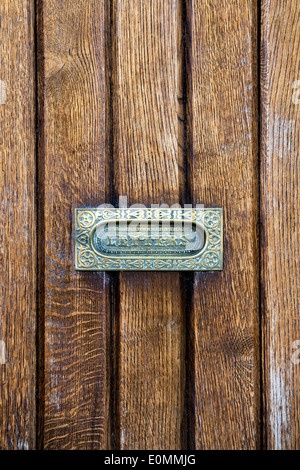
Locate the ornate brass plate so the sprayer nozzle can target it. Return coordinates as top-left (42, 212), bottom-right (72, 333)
top-left (75, 208), bottom-right (223, 271)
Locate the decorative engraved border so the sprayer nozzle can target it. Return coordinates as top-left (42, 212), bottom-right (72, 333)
top-left (75, 208), bottom-right (223, 271)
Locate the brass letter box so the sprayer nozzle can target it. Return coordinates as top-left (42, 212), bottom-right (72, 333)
top-left (75, 208), bottom-right (223, 271)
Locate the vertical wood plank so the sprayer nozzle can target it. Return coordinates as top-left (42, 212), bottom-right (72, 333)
top-left (38, 0), bottom-right (110, 449)
top-left (261, 0), bottom-right (300, 450)
top-left (186, 0), bottom-right (259, 449)
top-left (112, 0), bottom-right (186, 449)
top-left (0, 0), bottom-right (36, 450)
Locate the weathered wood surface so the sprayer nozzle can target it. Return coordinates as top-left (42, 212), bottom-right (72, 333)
top-left (0, 0), bottom-right (36, 450)
top-left (261, 0), bottom-right (300, 450)
top-left (186, 0), bottom-right (260, 449)
top-left (2, 0), bottom-right (300, 451)
top-left (112, 0), bottom-right (186, 449)
top-left (38, 0), bottom-right (110, 449)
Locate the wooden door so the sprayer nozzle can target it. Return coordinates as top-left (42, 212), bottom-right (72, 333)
top-left (0, 0), bottom-right (299, 450)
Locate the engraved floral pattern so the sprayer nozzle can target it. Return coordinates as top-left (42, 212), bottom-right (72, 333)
top-left (75, 208), bottom-right (223, 271)
top-left (203, 251), bottom-right (220, 269)
top-left (78, 250), bottom-right (96, 267)
top-left (203, 211), bottom-right (220, 229)
top-left (78, 211), bottom-right (95, 228)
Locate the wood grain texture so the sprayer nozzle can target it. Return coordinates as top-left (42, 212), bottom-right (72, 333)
top-left (112, 0), bottom-right (186, 449)
top-left (0, 0), bottom-right (36, 450)
top-left (186, 0), bottom-right (259, 449)
top-left (38, 0), bottom-right (110, 449)
top-left (261, 0), bottom-right (300, 450)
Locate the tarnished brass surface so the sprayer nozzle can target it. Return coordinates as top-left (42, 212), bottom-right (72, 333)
top-left (75, 208), bottom-right (223, 271)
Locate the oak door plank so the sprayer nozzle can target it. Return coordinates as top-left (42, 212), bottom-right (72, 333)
top-left (0, 0), bottom-right (36, 450)
top-left (112, 0), bottom-right (185, 449)
top-left (38, 0), bottom-right (110, 449)
top-left (261, 0), bottom-right (300, 450)
top-left (186, 0), bottom-right (259, 449)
